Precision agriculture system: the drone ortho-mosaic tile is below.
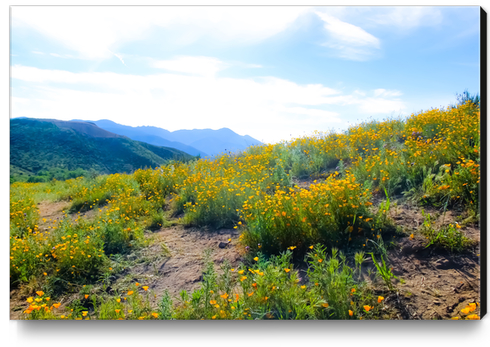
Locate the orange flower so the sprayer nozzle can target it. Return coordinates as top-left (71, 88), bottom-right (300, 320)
top-left (318, 259), bottom-right (323, 263)
top-left (220, 293), bottom-right (229, 299)
top-left (363, 305), bottom-right (372, 312)
top-left (143, 286), bottom-right (149, 291)
top-left (210, 300), bottom-right (217, 305)
top-left (466, 314), bottom-right (479, 320)
top-left (377, 296), bottom-right (384, 303)
top-left (152, 312), bottom-right (159, 318)
top-left (351, 288), bottom-right (356, 293)
top-left (322, 303), bottom-right (329, 308)
top-left (85, 295), bottom-right (89, 299)
top-left (53, 303), bottom-right (61, 309)
top-left (284, 268), bottom-right (290, 273)
top-left (461, 307), bottom-right (470, 314)
top-left (36, 291), bottom-right (44, 297)
top-left (135, 282), bottom-right (139, 286)
top-left (127, 291), bottom-right (134, 295)
top-left (349, 310), bottom-right (353, 316)
top-left (115, 309), bottom-right (120, 314)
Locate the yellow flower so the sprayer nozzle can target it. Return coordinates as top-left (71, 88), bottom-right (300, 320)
top-left (238, 270), bottom-right (244, 275)
top-left (301, 285), bottom-right (306, 289)
top-left (26, 297), bottom-right (33, 303)
top-left (451, 317), bottom-right (459, 320)
top-left (116, 298), bottom-right (121, 303)
top-left (461, 307), bottom-right (470, 314)
top-left (143, 286), bottom-right (149, 291)
top-left (378, 296), bottom-right (384, 303)
top-left (309, 245), bottom-right (314, 249)
top-left (254, 257), bottom-right (259, 261)
top-left (82, 311), bottom-right (88, 317)
top-left (466, 314), bottom-right (479, 320)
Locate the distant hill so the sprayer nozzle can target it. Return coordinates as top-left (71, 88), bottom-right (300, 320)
top-left (10, 118), bottom-right (195, 177)
top-left (78, 120), bottom-right (262, 157)
top-left (171, 128), bottom-right (262, 156)
top-left (76, 120), bottom-right (208, 157)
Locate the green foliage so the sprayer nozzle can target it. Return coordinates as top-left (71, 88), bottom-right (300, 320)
top-left (421, 210), bottom-right (474, 252)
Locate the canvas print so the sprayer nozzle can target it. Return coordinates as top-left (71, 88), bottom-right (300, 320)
top-left (10, 6), bottom-right (482, 320)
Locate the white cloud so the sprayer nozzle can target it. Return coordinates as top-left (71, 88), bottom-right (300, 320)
top-left (315, 11), bottom-right (381, 61)
top-left (110, 51), bottom-right (127, 66)
top-left (373, 88), bottom-right (403, 98)
top-left (11, 61), bottom-right (406, 143)
top-left (11, 6), bottom-right (311, 61)
top-left (152, 56), bottom-right (228, 77)
top-left (358, 97), bottom-right (405, 115)
top-left (369, 7), bottom-right (443, 29)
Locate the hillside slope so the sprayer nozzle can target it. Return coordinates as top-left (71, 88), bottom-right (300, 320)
top-left (10, 118), bottom-right (195, 175)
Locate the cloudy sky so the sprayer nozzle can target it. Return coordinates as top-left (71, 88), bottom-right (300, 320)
top-left (10, 6), bottom-right (480, 144)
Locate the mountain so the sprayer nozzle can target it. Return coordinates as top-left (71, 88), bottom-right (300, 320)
top-left (10, 118), bottom-right (195, 177)
top-left (76, 120), bottom-right (207, 157)
top-left (171, 128), bottom-right (262, 156)
top-left (77, 120), bottom-right (262, 157)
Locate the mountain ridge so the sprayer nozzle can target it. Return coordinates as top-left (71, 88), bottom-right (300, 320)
top-left (73, 119), bottom-right (263, 157)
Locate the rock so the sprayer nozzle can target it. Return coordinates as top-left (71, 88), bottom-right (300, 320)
top-left (218, 241), bottom-right (228, 249)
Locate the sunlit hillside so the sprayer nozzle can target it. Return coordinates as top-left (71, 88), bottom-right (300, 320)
top-left (10, 100), bottom-right (481, 320)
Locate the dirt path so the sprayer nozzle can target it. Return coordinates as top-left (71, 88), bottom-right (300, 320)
top-left (109, 225), bottom-right (243, 303)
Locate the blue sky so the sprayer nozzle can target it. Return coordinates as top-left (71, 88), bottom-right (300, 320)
top-left (10, 6), bottom-right (480, 144)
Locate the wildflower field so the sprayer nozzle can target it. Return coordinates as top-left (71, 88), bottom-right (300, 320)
top-left (10, 101), bottom-right (481, 320)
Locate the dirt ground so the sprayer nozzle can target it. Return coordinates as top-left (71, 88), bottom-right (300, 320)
top-left (10, 194), bottom-right (481, 320)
